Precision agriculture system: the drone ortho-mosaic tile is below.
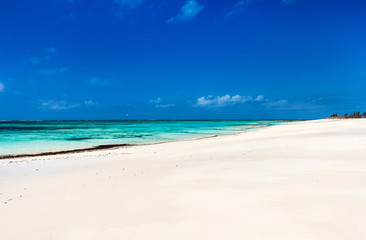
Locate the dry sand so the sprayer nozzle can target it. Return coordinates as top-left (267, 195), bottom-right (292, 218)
top-left (1, 119), bottom-right (366, 240)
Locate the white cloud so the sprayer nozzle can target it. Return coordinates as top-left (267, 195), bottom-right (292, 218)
top-left (255, 95), bottom-right (264, 101)
top-left (39, 68), bottom-right (67, 75)
top-left (41, 100), bottom-right (79, 110)
top-left (150, 97), bottom-right (175, 108)
top-left (0, 82), bottom-right (4, 92)
top-left (85, 100), bottom-right (97, 106)
top-left (40, 99), bottom-right (97, 110)
top-left (150, 97), bottom-right (161, 104)
top-left (167, 0), bottom-right (204, 24)
top-left (113, 0), bottom-right (143, 9)
top-left (194, 94), bottom-right (264, 107)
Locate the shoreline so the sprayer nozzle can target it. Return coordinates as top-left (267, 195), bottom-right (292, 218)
top-left (0, 122), bottom-right (286, 160)
top-left (0, 143), bottom-right (133, 160)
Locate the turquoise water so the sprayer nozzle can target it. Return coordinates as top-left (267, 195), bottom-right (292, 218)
top-left (0, 120), bottom-right (283, 156)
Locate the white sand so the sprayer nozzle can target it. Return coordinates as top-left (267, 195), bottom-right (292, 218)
top-left (1, 119), bottom-right (366, 240)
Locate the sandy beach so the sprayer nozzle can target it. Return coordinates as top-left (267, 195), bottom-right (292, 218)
top-left (1, 119), bottom-right (366, 240)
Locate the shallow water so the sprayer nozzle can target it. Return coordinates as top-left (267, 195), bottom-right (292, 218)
top-left (0, 120), bottom-right (283, 156)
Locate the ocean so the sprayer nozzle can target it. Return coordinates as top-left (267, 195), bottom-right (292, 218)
top-left (0, 120), bottom-right (283, 157)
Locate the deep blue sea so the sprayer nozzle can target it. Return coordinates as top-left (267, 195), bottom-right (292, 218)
top-left (0, 120), bottom-right (283, 156)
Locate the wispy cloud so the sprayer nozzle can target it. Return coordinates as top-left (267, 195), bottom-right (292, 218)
top-left (43, 47), bottom-right (57, 55)
top-left (0, 82), bottom-right (4, 92)
top-left (150, 97), bottom-right (175, 108)
top-left (84, 100), bottom-right (97, 106)
top-left (23, 47), bottom-right (57, 65)
top-left (89, 77), bottom-right (109, 86)
top-left (194, 94), bottom-right (264, 108)
top-left (23, 56), bottom-right (46, 65)
top-left (150, 97), bottom-right (161, 104)
top-left (254, 95), bottom-right (264, 101)
top-left (156, 103), bottom-right (175, 108)
top-left (39, 68), bottom-right (67, 75)
top-left (40, 100), bottom-right (79, 110)
top-left (113, 0), bottom-right (143, 9)
top-left (262, 99), bottom-right (324, 111)
top-left (167, 0), bottom-right (204, 24)
top-left (262, 99), bottom-right (289, 108)
top-left (226, 0), bottom-right (252, 17)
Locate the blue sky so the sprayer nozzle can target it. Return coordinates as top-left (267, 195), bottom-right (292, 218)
top-left (0, 0), bottom-right (365, 120)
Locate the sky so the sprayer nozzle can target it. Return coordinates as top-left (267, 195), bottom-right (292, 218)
top-left (0, 0), bottom-right (365, 120)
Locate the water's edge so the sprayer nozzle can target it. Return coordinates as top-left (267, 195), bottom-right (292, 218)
top-left (1, 130), bottom-right (240, 160)
top-left (0, 120), bottom-right (293, 160)
top-left (0, 144), bottom-right (132, 160)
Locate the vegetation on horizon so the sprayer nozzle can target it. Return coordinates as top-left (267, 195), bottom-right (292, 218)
top-left (329, 112), bottom-right (366, 119)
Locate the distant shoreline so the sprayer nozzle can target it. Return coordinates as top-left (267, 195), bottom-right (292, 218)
top-left (327, 111), bottom-right (366, 119)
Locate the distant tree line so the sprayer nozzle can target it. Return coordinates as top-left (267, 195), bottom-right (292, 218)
top-left (329, 112), bottom-right (366, 119)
